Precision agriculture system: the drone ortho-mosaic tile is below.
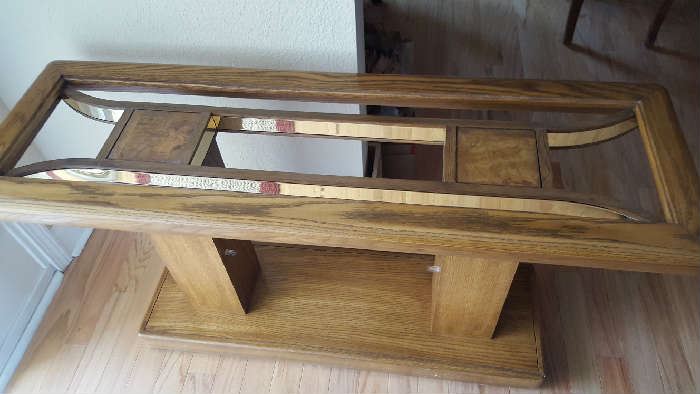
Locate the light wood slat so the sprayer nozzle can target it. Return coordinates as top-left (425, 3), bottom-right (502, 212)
top-left (0, 176), bottom-right (698, 274)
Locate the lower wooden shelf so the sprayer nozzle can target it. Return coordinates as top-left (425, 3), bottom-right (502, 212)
top-left (140, 244), bottom-right (543, 388)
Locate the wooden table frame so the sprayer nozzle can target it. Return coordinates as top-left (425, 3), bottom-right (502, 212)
top-left (0, 61), bottom-right (698, 270)
top-left (1, 61), bottom-right (698, 387)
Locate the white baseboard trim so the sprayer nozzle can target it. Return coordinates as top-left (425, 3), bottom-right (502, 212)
top-left (1, 223), bottom-right (72, 272)
top-left (0, 271), bottom-right (63, 392)
top-left (71, 228), bottom-right (93, 258)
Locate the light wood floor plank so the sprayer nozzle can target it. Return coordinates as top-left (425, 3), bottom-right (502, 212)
top-left (208, 356), bottom-right (247, 394)
top-left (387, 374), bottom-right (418, 394)
top-left (269, 361), bottom-right (304, 394)
top-left (238, 358), bottom-right (276, 394)
top-left (298, 364), bottom-right (332, 394)
top-left (328, 367), bottom-right (359, 394)
top-left (357, 370), bottom-right (389, 394)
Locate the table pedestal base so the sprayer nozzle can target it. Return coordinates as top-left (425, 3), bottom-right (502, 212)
top-left (140, 244), bottom-right (543, 388)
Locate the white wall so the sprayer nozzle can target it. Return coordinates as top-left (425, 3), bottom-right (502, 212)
top-left (0, 228), bottom-right (53, 366)
top-left (0, 223), bottom-right (65, 392)
top-left (0, 99), bottom-right (7, 119)
top-left (0, 3), bottom-right (364, 388)
top-left (0, 0), bottom-right (366, 175)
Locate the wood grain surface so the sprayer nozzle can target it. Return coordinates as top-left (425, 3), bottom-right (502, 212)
top-left (535, 130), bottom-right (554, 188)
top-left (9, 158), bottom-right (648, 221)
top-left (109, 110), bottom-right (210, 164)
top-left (442, 126), bottom-right (458, 182)
top-left (149, 234), bottom-right (252, 315)
top-left (457, 128), bottom-right (540, 187)
top-left (0, 176), bottom-right (698, 274)
top-left (431, 255), bottom-right (519, 338)
top-left (20, 167), bottom-right (635, 220)
top-left (53, 60), bottom-right (652, 111)
top-left (141, 245), bottom-right (542, 387)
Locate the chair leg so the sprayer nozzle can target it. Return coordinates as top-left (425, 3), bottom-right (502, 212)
top-left (646, 0), bottom-right (674, 48)
top-left (564, 0), bottom-right (585, 45)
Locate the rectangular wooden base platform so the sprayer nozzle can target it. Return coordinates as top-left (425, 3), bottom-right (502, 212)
top-left (140, 244), bottom-right (543, 388)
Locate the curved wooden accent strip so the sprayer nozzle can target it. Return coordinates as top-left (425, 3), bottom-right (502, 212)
top-left (0, 175), bottom-right (697, 274)
top-left (58, 89), bottom-right (446, 145)
top-left (61, 89), bottom-right (541, 130)
top-left (10, 158), bottom-right (649, 222)
top-left (64, 90), bottom-right (125, 123)
top-left (547, 116), bottom-right (638, 148)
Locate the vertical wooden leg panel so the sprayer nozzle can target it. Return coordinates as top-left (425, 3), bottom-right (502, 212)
top-left (431, 255), bottom-right (518, 338)
top-left (212, 238), bottom-right (260, 312)
top-left (150, 233), bottom-right (259, 315)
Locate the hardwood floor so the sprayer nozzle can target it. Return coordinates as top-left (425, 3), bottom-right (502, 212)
top-left (7, 1), bottom-right (700, 393)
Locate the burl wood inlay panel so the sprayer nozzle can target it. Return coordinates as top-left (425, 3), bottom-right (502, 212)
top-left (109, 110), bottom-right (210, 164)
top-left (457, 128), bottom-right (540, 187)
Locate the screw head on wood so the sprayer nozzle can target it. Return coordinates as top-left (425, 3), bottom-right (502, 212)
top-left (224, 249), bottom-right (237, 257)
top-left (427, 265), bottom-right (441, 273)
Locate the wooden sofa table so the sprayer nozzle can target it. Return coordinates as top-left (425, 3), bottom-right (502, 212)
top-left (1, 61), bottom-right (699, 388)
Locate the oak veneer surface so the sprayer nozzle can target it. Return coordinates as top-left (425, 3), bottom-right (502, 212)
top-left (141, 244), bottom-right (541, 387)
top-left (457, 128), bottom-right (540, 187)
top-left (149, 234), bottom-right (251, 315)
top-left (2, 176), bottom-right (699, 274)
top-left (108, 110), bottom-right (209, 164)
top-left (431, 255), bottom-right (519, 338)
